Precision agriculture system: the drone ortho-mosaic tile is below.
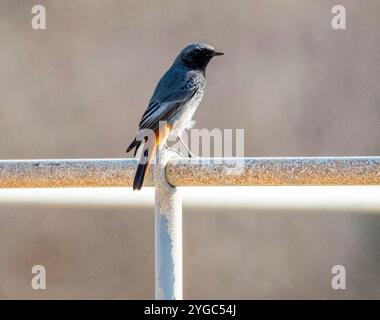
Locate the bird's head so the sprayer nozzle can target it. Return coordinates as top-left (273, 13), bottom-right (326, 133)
top-left (176, 43), bottom-right (223, 72)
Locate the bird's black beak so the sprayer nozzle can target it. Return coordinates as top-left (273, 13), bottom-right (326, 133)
top-left (213, 51), bottom-right (224, 56)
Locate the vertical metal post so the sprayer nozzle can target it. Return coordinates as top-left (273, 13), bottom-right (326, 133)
top-left (154, 149), bottom-right (182, 300)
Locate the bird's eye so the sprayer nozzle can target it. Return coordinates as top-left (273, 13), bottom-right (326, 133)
top-left (193, 50), bottom-right (201, 57)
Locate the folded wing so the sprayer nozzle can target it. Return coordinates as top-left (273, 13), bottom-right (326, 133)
top-left (138, 69), bottom-right (200, 131)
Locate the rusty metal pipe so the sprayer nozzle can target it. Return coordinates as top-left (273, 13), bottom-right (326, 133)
top-left (0, 157), bottom-right (379, 188)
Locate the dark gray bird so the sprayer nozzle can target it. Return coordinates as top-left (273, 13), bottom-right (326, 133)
top-left (127, 43), bottom-right (223, 190)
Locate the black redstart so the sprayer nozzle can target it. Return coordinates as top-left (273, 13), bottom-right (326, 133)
top-left (127, 43), bottom-right (223, 190)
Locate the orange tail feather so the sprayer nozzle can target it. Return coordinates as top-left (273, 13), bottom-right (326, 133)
top-left (133, 125), bottom-right (171, 190)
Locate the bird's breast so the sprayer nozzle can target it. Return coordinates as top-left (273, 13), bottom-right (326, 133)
top-left (170, 87), bottom-right (205, 135)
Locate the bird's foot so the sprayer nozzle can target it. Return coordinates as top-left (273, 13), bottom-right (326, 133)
top-left (187, 150), bottom-right (198, 158)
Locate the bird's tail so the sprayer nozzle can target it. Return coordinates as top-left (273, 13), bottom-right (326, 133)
top-left (133, 125), bottom-right (171, 190)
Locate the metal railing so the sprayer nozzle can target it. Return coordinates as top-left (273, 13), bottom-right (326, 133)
top-left (1, 154), bottom-right (380, 299)
top-left (1, 187), bottom-right (380, 212)
top-left (1, 156), bottom-right (380, 188)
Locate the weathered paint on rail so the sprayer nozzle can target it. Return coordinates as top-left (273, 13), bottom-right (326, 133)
top-left (0, 159), bottom-right (152, 188)
top-left (0, 157), bottom-right (379, 188)
top-left (167, 157), bottom-right (380, 186)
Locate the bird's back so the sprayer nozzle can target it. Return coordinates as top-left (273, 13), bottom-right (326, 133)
top-left (138, 65), bottom-right (205, 131)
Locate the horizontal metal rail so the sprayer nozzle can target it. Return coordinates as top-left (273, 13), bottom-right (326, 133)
top-left (0, 157), bottom-right (379, 188)
top-left (1, 187), bottom-right (380, 213)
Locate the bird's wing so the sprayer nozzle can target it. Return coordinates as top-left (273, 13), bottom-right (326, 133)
top-left (138, 69), bottom-right (200, 131)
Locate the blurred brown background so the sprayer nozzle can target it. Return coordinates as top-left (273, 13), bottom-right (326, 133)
top-left (0, 0), bottom-right (379, 299)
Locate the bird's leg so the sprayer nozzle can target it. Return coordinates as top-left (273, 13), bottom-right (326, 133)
top-left (176, 136), bottom-right (196, 158)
